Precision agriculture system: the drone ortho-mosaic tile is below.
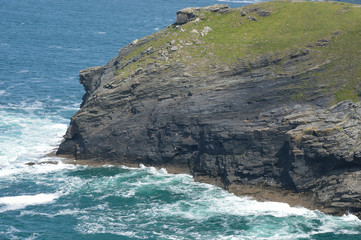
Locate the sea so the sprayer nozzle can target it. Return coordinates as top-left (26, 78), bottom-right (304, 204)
top-left (1, 0), bottom-right (361, 239)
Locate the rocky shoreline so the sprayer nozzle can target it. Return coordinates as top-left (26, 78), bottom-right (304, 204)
top-left (57, 155), bottom-right (318, 213)
top-left (57, 2), bottom-right (361, 218)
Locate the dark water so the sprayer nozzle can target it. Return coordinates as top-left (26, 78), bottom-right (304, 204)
top-left (1, 0), bottom-right (361, 239)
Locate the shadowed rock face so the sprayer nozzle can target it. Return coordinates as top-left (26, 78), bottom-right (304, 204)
top-left (57, 2), bottom-right (361, 218)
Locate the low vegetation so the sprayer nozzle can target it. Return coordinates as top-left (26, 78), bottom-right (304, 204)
top-left (115, 0), bottom-right (361, 103)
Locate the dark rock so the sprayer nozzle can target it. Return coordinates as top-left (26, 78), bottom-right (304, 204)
top-left (316, 38), bottom-right (329, 46)
top-left (257, 10), bottom-right (271, 17)
top-left (247, 16), bottom-right (258, 21)
top-left (176, 11), bottom-right (195, 25)
top-left (39, 161), bottom-right (59, 165)
top-left (57, 3), bottom-right (361, 218)
top-left (25, 161), bottom-right (59, 166)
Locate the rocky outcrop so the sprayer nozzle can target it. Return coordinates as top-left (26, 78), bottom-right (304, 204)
top-left (176, 4), bottom-right (231, 25)
top-left (57, 2), bottom-right (361, 218)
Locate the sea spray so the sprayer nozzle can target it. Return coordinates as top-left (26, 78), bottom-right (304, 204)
top-left (0, 194), bottom-right (59, 212)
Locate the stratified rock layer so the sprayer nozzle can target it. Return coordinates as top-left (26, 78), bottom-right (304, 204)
top-left (57, 2), bottom-right (361, 217)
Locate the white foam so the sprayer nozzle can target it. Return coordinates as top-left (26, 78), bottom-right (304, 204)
top-left (340, 213), bottom-right (361, 223)
top-left (3, 100), bottom-right (44, 111)
top-left (138, 164), bottom-right (168, 175)
top-left (0, 159), bottom-right (76, 178)
top-left (24, 233), bottom-right (39, 240)
top-left (20, 210), bottom-right (54, 218)
top-left (308, 213), bottom-right (361, 236)
top-left (132, 167), bottom-right (316, 220)
top-left (0, 226), bottom-right (20, 239)
top-left (53, 164), bottom-right (361, 239)
top-left (20, 207), bottom-right (90, 219)
top-left (49, 45), bottom-right (63, 49)
top-left (0, 193), bottom-right (59, 212)
top-left (165, 179), bottom-right (316, 218)
top-left (55, 208), bottom-right (85, 216)
top-left (0, 108), bottom-right (69, 177)
top-left (231, 197), bottom-right (314, 217)
top-left (139, 163), bottom-right (147, 169)
top-left (121, 190), bottom-right (135, 198)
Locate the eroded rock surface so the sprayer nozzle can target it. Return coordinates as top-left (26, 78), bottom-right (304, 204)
top-left (57, 2), bottom-right (361, 218)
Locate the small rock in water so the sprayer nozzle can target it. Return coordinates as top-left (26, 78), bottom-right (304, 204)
top-left (39, 161), bottom-right (59, 165)
top-left (25, 161), bottom-right (59, 166)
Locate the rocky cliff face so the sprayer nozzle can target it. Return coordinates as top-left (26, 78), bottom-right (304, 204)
top-left (57, 2), bottom-right (361, 217)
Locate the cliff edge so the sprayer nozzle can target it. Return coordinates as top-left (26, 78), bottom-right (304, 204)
top-left (57, 1), bottom-right (361, 217)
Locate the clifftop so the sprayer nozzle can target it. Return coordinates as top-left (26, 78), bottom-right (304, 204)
top-left (113, 1), bottom-right (361, 103)
top-left (58, 1), bottom-right (361, 218)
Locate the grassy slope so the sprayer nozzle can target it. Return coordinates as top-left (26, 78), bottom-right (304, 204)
top-left (115, 1), bottom-right (361, 103)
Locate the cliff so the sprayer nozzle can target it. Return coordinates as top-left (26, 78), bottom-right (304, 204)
top-left (57, 1), bottom-right (361, 217)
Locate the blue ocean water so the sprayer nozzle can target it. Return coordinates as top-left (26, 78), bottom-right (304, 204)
top-left (1, 0), bottom-right (361, 239)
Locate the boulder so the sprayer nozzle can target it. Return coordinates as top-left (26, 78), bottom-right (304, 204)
top-left (176, 4), bottom-right (231, 25)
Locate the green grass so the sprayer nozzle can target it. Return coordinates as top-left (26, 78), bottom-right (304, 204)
top-left (114, 1), bottom-right (361, 102)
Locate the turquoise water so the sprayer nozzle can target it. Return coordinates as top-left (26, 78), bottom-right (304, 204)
top-left (1, 0), bottom-right (361, 239)
top-left (1, 165), bottom-right (361, 239)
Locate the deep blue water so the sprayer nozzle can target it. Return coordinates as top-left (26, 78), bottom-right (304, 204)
top-left (1, 0), bottom-right (361, 239)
